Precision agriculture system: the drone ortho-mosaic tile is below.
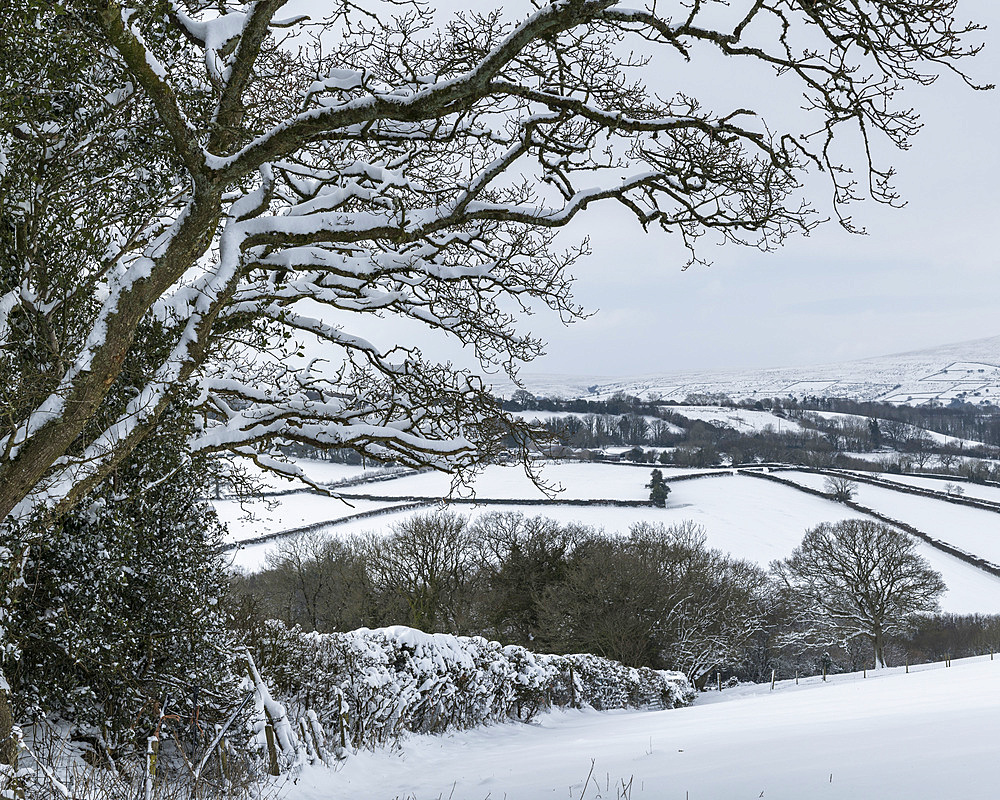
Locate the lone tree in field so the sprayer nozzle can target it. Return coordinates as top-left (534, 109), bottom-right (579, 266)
top-left (648, 468), bottom-right (670, 508)
top-left (0, 0), bottom-right (987, 760)
top-left (772, 519), bottom-right (946, 670)
top-left (824, 475), bottom-right (858, 502)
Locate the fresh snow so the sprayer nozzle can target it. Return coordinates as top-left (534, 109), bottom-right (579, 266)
top-left (870, 473), bottom-right (1000, 504)
top-left (778, 471), bottom-right (1000, 570)
top-left (666, 405), bottom-right (806, 434)
top-left (217, 495), bottom-right (402, 544)
top-left (336, 463), bottom-right (722, 502)
top-left (221, 464), bottom-right (1000, 613)
top-left (288, 655), bottom-right (1000, 800)
top-left (803, 410), bottom-right (989, 450)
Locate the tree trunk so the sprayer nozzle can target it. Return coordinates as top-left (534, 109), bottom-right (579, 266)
top-left (873, 629), bottom-right (887, 670)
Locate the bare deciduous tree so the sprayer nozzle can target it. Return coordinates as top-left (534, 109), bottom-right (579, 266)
top-left (824, 475), bottom-right (858, 502)
top-left (360, 510), bottom-right (477, 632)
top-left (772, 519), bottom-right (946, 669)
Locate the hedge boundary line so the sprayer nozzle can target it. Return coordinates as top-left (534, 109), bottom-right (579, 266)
top-left (818, 468), bottom-right (1000, 514)
top-left (335, 493), bottom-right (653, 507)
top-left (739, 470), bottom-right (1000, 579)
top-left (255, 623), bottom-right (695, 753)
top-left (222, 493), bottom-right (665, 553)
top-left (740, 464), bottom-right (1000, 515)
top-left (221, 500), bottom-right (435, 552)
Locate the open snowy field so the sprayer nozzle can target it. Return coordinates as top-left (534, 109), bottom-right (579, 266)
top-left (871, 473), bottom-right (1000, 504)
top-left (217, 495), bottom-right (407, 544)
top-left (228, 459), bottom-right (401, 492)
top-left (665, 405), bottom-right (807, 435)
top-left (290, 655), bottom-right (1000, 800)
top-left (498, 334), bottom-right (1000, 406)
top-left (221, 464), bottom-right (1000, 612)
top-left (778, 471), bottom-right (1000, 567)
top-left (666, 475), bottom-right (1000, 614)
top-left (336, 462), bottom-right (725, 502)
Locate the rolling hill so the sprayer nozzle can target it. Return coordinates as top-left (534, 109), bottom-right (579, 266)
top-left (497, 333), bottom-right (1000, 405)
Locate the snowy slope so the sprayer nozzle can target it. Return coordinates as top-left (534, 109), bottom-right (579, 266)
top-left (779, 471), bottom-right (1000, 567)
top-left (289, 655), bottom-right (1000, 800)
top-left (667, 405), bottom-right (807, 434)
top-left (496, 333), bottom-right (1000, 405)
top-left (223, 464), bottom-right (1000, 613)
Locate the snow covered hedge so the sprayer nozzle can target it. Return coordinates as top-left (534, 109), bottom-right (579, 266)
top-left (252, 621), bottom-right (694, 751)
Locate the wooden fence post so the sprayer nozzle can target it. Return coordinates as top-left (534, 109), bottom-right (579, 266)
top-left (145, 736), bottom-right (159, 800)
top-left (338, 693), bottom-right (347, 750)
top-left (264, 724), bottom-right (280, 776)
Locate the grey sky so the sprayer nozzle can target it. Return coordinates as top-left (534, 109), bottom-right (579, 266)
top-left (528, 0), bottom-right (1000, 377)
top-left (299, 0), bottom-right (1000, 380)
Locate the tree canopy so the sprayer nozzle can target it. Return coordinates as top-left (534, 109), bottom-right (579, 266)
top-left (773, 519), bottom-right (946, 669)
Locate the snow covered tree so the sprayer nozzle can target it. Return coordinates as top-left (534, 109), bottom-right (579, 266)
top-left (772, 519), bottom-right (946, 669)
top-left (0, 0), bottom-right (988, 530)
top-left (0, 0), bottom-right (986, 761)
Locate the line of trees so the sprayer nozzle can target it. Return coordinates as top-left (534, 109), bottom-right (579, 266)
top-left (233, 512), bottom-right (964, 686)
top-left (508, 391), bottom-right (1000, 454)
top-left (516, 403), bottom-right (1000, 481)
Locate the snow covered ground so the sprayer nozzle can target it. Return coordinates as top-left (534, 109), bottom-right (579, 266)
top-left (665, 474), bottom-right (1000, 614)
top-left (226, 459), bottom-right (400, 491)
top-left (802, 410), bottom-right (989, 450)
top-left (778, 471), bottom-right (1000, 568)
top-left (221, 464), bottom-right (1000, 612)
top-left (217, 495), bottom-right (408, 544)
top-left (336, 462), bottom-right (723, 502)
top-left (666, 405), bottom-right (807, 435)
top-left (871, 473), bottom-right (1000, 504)
top-left (289, 655), bottom-right (1000, 800)
top-left (493, 333), bottom-right (1000, 406)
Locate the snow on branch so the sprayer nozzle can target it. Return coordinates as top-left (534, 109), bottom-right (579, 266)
top-left (0, 0), bottom-right (986, 523)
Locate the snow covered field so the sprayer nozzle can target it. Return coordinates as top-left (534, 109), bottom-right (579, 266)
top-left (802, 410), bottom-right (990, 450)
top-left (221, 464), bottom-right (1000, 612)
top-left (495, 333), bottom-right (1000, 406)
top-left (666, 405), bottom-right (807, 434)
top-left (337, 462), bottom-right (723, 502)
top-left (290, 655), bottom-right (1000, 800)
top-left (216, 495), bottom-right (403, 544)
top-left (664, 474), bottom-right (1000, 613)
top-left (872, 473), bottom-right (1000, 504)
top-left (225, 459), bottom-right (1000, 798)
top-left (778, 471), bottom-right (1000, 568)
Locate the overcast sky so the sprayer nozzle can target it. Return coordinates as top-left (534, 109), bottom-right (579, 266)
top-left (300, 0), bottom-right (1000, 380)
top-left (521, 0), bottom-right (1000, 377)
